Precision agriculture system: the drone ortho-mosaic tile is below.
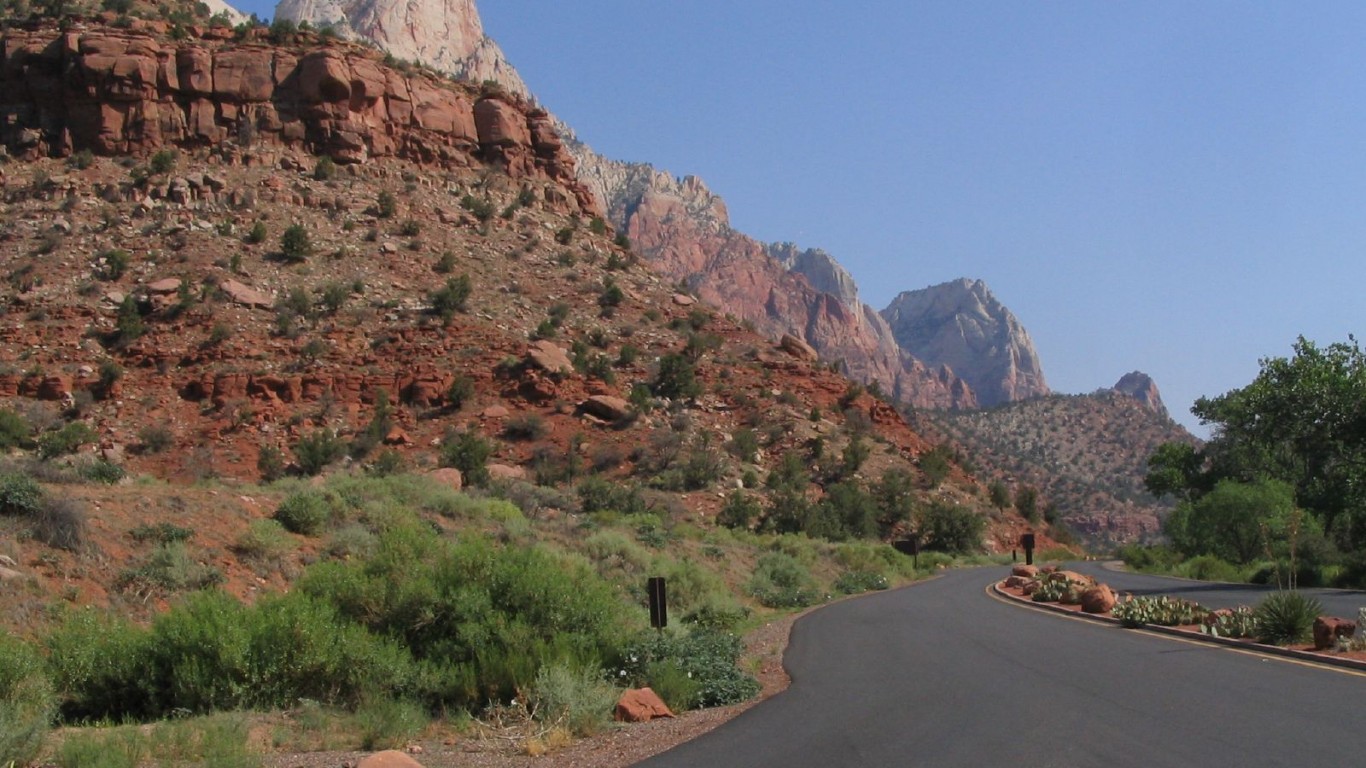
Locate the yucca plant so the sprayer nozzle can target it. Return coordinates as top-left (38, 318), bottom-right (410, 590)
top-left (1253, 591), bottom-right (1322, 645)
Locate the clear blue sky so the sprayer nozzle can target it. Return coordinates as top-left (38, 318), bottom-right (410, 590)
top-left (245, 1), bottom-right (1366, 436)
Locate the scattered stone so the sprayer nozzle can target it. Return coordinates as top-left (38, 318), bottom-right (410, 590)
top-left (426, 468), bottom-right (463, 492)
top-left (615, 688), bottom-right (674, 723)
top-left (671, 293), bottom-right (696, 306)
top-left (383, 427), bottom-right (412, 445)
top-left (480, 405), bottom-right (510, 418)
top-left (1011, 564), bottom-right (1039, 578)
top-left (1313, 616), bottom-right (1356, 650)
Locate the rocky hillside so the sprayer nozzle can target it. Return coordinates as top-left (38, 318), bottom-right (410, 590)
top-left (926, 374), bottom-right (1199, 547)
top-left (881, 278), bottom-right (1049, 407)
top-left (274, 0), bottom-right (985, 411)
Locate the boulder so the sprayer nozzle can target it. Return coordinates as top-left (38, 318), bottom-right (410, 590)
top-left (672, 293), bottom-right (696, 306)
top-left (779, 333), bottom-right (818, 361)
top-left (473, 97), bottom-right (531, 147)
top-left (1003, 575), bottom-right (1029, 589)
top-left (1011, 564), bottom-right (1039, 578)
top-left (481, 405), bottom-right (509, 418)
top-left (1313, 616), bottom-right (1356, 650)
top-left (426, 467), bottom-right (462, 492)
top-left (525, 340), bottom-right (574, 375)
top-left (580, 395), bottom-right (631, 422)
top-left (147, 277), bottom-right (182, 293)
top-left (356, 751), bottom-right (424, 768)
top-left (615, 688), bottom-right (674, 723)
top-left (219, 279), bottom-right (272, 308)
top-left (486, 463), bottom-right (527, 482)
top-left (1080, 584), bottom-right (1117, 614)
top-left (1047, 570), bottom-right (1093, 587)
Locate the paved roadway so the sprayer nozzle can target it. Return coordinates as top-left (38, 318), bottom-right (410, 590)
top-left (636, 567), bottom-right (1366, 768)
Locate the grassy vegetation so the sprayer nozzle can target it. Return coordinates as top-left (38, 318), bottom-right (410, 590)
top-left (0, 470), bottom-right (985, 763)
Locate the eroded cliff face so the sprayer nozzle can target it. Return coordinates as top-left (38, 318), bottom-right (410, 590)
top-left (0, 22), bottom-right (595, 213)
top-left (881, 279), bottom-right (1049, 408)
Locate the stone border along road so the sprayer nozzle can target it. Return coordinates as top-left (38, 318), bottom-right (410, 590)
top-left (995, 561), bottom-right (1366, 675)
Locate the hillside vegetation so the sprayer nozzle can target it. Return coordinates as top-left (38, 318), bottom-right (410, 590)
top-left (926, 391), bottom-right (1197, 547)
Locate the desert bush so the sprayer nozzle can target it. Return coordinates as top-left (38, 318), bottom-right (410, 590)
top-left (834, 570), bottom-right (889, 594)
top-left (280, 224), bottom-right (312, 263)
top-left (1253, 590), bottom-right (1322, 645)
top-left (439, 429), bottom-right (494, 486)
top-left (115, 543), bottom-right (224, 597)
top-left (234, 519), bottom-right (293, 563)
top-left (354, 696), bottom-right (427, 751)
top-left (529, 664), bottom-right (617, 737)
top-left (257, 445), bottom-right (285, 482)
top-left (376, 191), bottom-right (397, 218)
top-left (149, 149), bottom-right (177, 175)
top-left (746, 552), bottom-right (818, 608)
top-left (313, 155), bottom-right (337, 181)
top-left (429, 275), bottom-right (472, 320)
top-left (301, 528), bottom-right (629, 708)
top-left (652, 354), bottom-right (700, 400)
top-left (1175, 554), bottom-right (1243, 583)
top-left (137, 425), bottom-right (174, 454)
top-left (0, 472), bottom-right (43, 516)
top-left (0, 408), bottom-right (30, 450)
top-left (502, 413), bottom-right (547, 441)
top-left (273, 490), bottom-right (332, 536)
top-left (293, 429), bottom-right (345, 476)
top-left (0, 633), bottom-right (54, 766)
top-left (130, 522), bottom-right (194, 544)
top-left (32, 496), bottom-right (88, 551)
top-left (245, 221), bottom-right (267, 244)
top-left (717, 491), bottom-right (761, 530)
top-left (445, 375), bottom-right (475, 410)
top-left (616, 628), bottom-right (758, 710)
top-left (577, 476), bottom-right (648, 516)
top-left (36, 421), bottom-right (96, 460)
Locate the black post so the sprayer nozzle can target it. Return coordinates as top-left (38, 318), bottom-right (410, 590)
top-left (1021, 533), bottom-right (1036, 566)
top-left (647, 576), bottom-right (668, 629)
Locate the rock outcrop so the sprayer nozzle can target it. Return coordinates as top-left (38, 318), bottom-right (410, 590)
top-left (1112, 371), bottom-right (1167, 417)
top-left (881, 279), bottom-right (1049, 407)
top-left (0, 23), bottom-right (595, 213)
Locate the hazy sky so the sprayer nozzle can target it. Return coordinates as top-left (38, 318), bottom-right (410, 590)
top-left (245, 1), bottom-right (1366, 435)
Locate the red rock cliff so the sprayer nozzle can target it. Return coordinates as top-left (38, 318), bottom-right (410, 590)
top-left (0, 23), bottom-right (597, 213)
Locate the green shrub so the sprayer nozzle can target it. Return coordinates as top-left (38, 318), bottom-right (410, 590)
top-left (37, 421), bottom-right (96, 459)
top-left (280, 224), bottom-right (312, 263)
top-left (137, 425), bottom-right (174, 454)
top-left (834, 570), bottom-right (889, 594)
top-left (354, 696), bottom-right (427, 751)
top-left (273, 490), bottom-right (332, 536)
top-left (0, 472), bottom-right (43, 516)
top-left (115, 543), bottom-right (224, 597)
top-left (502, 413), bottom-right (547, 441)
top-left (439, 429), bottom-right (494, 486)
top-left (293, 429), bottom-right (345, 476)
top-left (245, 221), bottom-right (267, 244)
top-left (529, 664), bottom-right (617, 737)
top-left (97, 249), bottom-right (131, 281)
top-left (313, 156), bottom-right (337, 181)
top-left (717, 491), bottom-right (760, 530)
top-left (917, 501), bottom-right (984, 555)
top-left (301, 529), bottom-right (628, 708)
top-left (577, 476), bottom-right (647, 516)
top-left (746, 552), bottom-right (818, 608)
top-left (257, 445), bottom-right (285, 482)
top-left (616, 629), bottom-right (759, 709)
top-left (235, 519), bottom-right (293, 562)
top-left (1176, 554), bottom-right (1243, 583)
top-left (652, 354), bottom-right (701, 400)
top-left (1254, 590), bottom-right (1322, 645)
top-left (429, 275), bottom-right (472, 320)
top-left (0, 633), bottom-right (54, 766)
top-left (0, 409), bottom-right (30, 450)
top-left (76, 458), bottom-right (125, 485)
top-left (1200, 606), bottom-right (1258, 639)
top-left (376, 191), bottom-right (397, 219)
top-left (149, 149), bottom-right (177, 175)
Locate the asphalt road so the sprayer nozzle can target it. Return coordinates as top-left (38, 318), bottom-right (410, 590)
top-left (636, 567), bottom-right (1366, 768)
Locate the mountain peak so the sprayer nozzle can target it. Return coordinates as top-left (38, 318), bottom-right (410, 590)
top-left (1111, 371), bottom-right (1167, 416)
top-left (275, 0), bottom-right (528, 97)
top-left (880, 279), bottom-right (1049, 407)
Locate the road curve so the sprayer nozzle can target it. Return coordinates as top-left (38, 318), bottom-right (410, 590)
top-left (636, 567), bottom-right (1365, 768)
top-left (1067, 561), bottom-right (1366, 618)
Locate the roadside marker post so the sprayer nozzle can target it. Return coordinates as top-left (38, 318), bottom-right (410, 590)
top-left (1021, 533), bottom-right (1036, 566)
top-left (648, 576), bottom-right (668, 630)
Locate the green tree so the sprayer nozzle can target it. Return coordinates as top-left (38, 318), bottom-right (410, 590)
top-left (1164, 478), bottom-right (1298, 565)
top-left (1013, 486), bottom-right (1039, 523)
top-left (917, 501), bottom-right (984, 555)
top-left (1144, 442), bottom-right (1208, 503)
top-left (987, 480), bottom-right (1011, 511)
